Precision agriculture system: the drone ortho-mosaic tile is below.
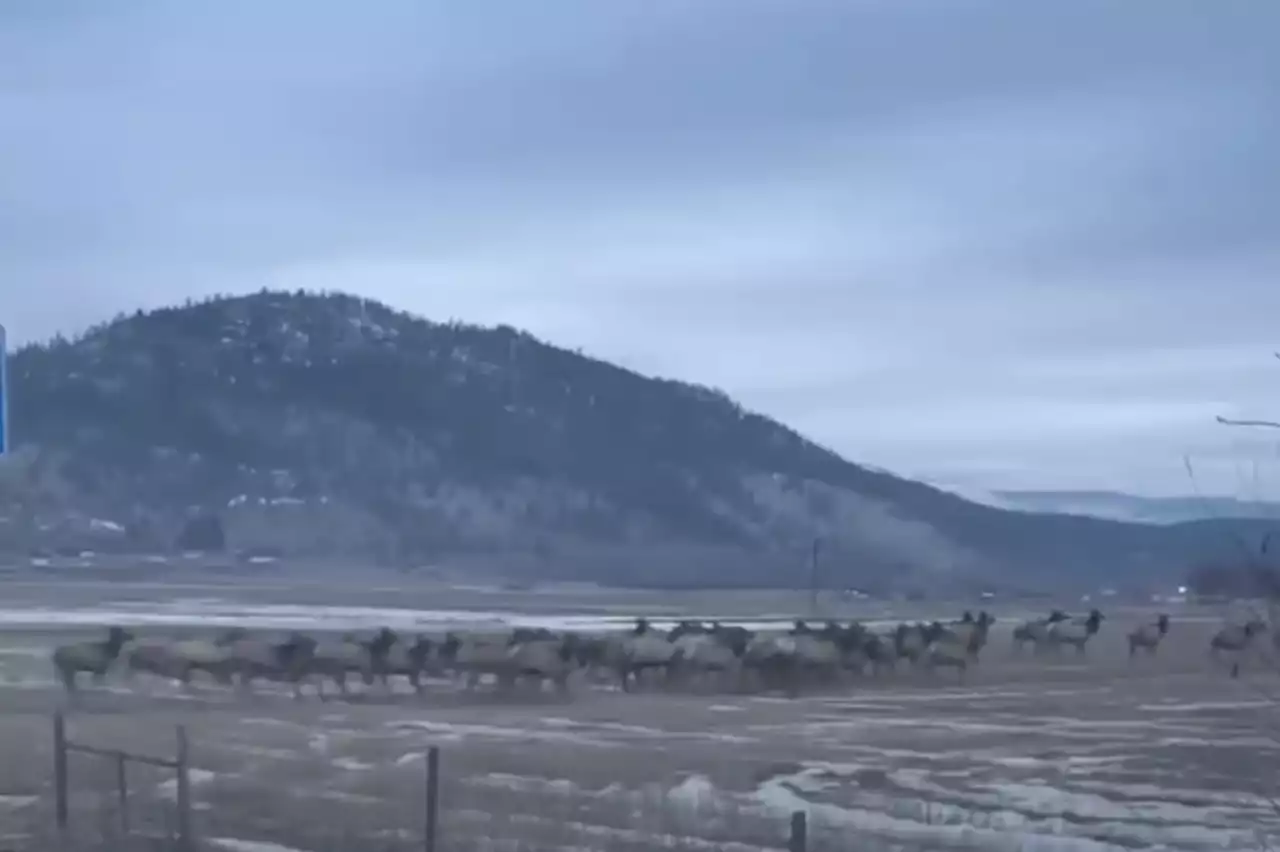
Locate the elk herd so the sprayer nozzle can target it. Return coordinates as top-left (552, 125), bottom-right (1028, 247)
top-left (47, 606), bottom-right (1205, 701)
top-left (45, 606), bottom-right (1279, 701)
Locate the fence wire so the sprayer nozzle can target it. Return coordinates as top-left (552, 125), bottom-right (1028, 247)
top-left (8, 714), bottom-right (888, 852)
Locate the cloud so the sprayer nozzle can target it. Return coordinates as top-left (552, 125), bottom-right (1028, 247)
top-left (2, 0), bottom-right (1279, 496)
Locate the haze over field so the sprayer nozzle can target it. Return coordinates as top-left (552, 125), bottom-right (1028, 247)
top-left (4, 1), bottom-right (1279, 499)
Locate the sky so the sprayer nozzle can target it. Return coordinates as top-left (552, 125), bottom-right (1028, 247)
top-left (3, 0), bottom-right (1280, 498)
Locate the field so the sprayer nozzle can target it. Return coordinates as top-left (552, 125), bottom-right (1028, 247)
top-left (1, 585), bottom-right (1278, 851)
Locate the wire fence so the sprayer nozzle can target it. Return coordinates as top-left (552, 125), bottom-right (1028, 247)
top-left (19, 713), bottom-right (848, 852)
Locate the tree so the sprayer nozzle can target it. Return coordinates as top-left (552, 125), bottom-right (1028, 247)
top-left (1186, 559), bottom-right (1280, 598)
top-left (176, 513), bottom-right (227, 552)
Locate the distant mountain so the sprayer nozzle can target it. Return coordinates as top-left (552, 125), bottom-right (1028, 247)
top-left (0, 290), bottom-right (1272, 589)
top-left (991, 490), bottom-right (1280, 525)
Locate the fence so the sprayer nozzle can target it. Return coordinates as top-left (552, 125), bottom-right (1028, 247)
top-left (44, 713), bottom-right (819, 852)
top-left (51, 712), bottom-right (193, 849)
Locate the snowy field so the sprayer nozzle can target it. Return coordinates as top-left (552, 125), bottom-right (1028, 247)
top-left (0, 593), bottom-right (1277, 851)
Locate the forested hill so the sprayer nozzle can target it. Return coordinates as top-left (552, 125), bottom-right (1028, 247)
top-left (0, 290), bottom-right (1269, 589)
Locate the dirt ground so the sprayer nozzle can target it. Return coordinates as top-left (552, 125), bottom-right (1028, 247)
top-left (2, 607), bottom-right (1279, 852)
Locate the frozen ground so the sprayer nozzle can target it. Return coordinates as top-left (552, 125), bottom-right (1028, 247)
top-left (0, 576), bottom-right (1203, 624)
top-left (0, 594), bottom-right (1277, 851)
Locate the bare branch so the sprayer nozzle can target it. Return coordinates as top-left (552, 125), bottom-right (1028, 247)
top-left (1217, 416), bottom-right (1280, 429)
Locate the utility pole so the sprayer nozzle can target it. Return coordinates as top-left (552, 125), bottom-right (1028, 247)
top-left (1217, 416), bottom-right (1280, 429)
top-left (1212, 356), bottom-right (1280, 622)
top-left (1217, 353), bottom-right (1280, 430)
top-left (808, 537), bottom-right (821, 617)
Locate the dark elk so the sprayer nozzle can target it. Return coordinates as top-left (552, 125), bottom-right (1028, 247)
top-left (1127, 614), bottom-right (1170, 657)
top-left (52, 627), bottom-right (134, 692)
top-left (1210, 620), bottom-right (1267, 678)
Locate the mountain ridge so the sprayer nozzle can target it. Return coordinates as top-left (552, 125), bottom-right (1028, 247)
top-left (0, 290), bottom-right (1270, 589)
top-left (989, 489), bottom-right (1280, 525)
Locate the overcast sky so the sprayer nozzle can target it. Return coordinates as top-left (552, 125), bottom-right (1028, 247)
top-left (3, 1), bottom-right (1280, 498)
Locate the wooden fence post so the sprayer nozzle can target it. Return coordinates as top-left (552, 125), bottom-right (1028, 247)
top-left (52, 712), bottom-right (69, 833)
top-left (174, 725), bottom-right (192, 852)
top-left (424, 746), bottom-right (440, 852)
top-left (788, 810), bottom-right (807, 852)
top-left (115, 752), bottom-right (129, 834)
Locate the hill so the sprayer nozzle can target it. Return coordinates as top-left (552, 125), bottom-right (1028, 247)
top-left (0, 290), bottom-right (1271, 589)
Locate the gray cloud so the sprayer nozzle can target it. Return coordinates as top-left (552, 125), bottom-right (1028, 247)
top-left (3, 0), bottom-right (1279, 496)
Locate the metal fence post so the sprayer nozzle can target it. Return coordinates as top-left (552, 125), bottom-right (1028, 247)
top-left (424, 746), bottom-right (440, 852)
top-left (50, 711), bottom-right (194, 844)
top-left (788, 810), bottom-right (808, 852)
top-left (175, 725), bottom-right (192, 851)
top-left (52, 712), bottom-right (69, 832)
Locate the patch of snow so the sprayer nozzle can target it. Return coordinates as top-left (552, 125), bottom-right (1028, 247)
top-left (1136, 700), bottom-right (1275, 712)
top-left (755, 762), bottom-right (1278, 851)
top-left (211, 838), bottom-right (311, 852)
top-left (666, 774), bottom-right (719, 813)
top-left (0, 795), bottom-right (37, 808)
top-left (1157, 735), bottom-right (1280, 749)
top-left (388, 719), bottom-right (617, 747)
top-left (470, 772), bottom-right (587, 796)
top-left (223, 744), bottom-right (298, 761)
top-left (156, 768), bottom-right (217, 799)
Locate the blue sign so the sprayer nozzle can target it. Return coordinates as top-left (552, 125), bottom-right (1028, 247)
top-left (0, 323), bottom-right (7, 457)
